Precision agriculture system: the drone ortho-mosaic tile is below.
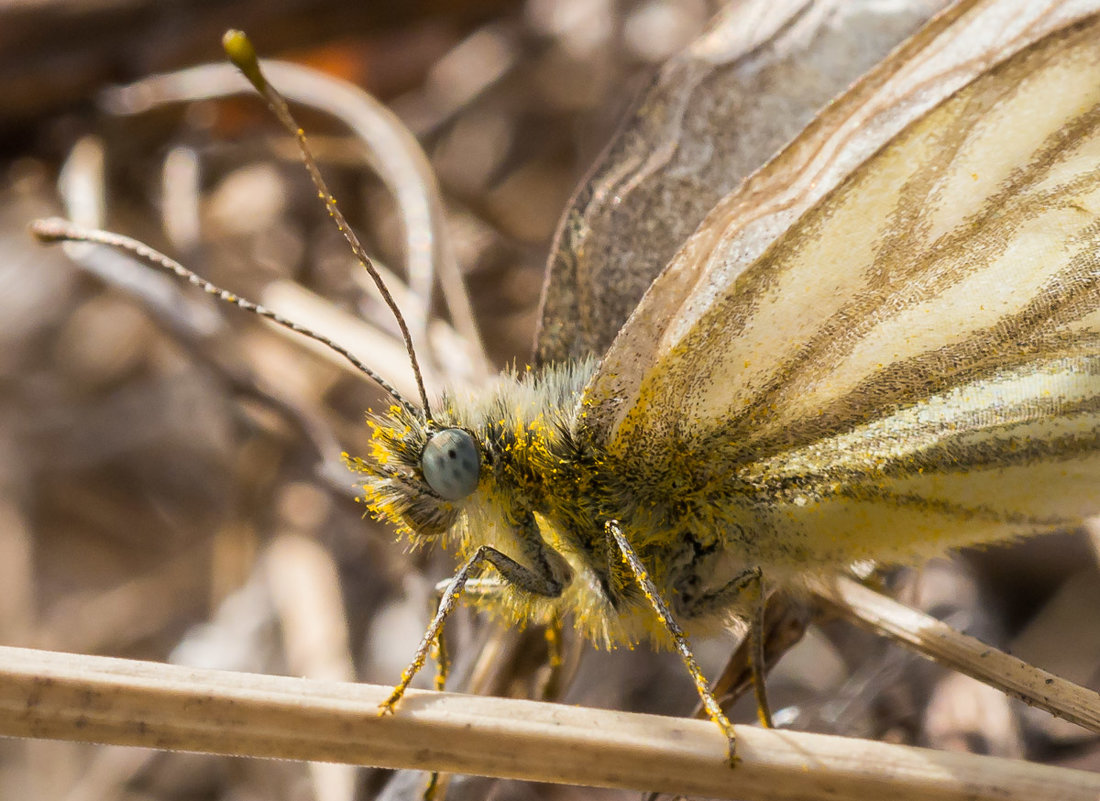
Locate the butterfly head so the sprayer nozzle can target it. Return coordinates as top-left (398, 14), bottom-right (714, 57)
top-left (347, 404), bottom-right (484, 544)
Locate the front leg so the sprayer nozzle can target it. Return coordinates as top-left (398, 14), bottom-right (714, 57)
top-left (381, 516), bottom-right (568, 715)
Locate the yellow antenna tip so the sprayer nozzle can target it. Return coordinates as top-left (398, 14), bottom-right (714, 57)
top-left (222, 29), bottom-right (266, 92)
top-left (28, 217), bottom-right (68, 244)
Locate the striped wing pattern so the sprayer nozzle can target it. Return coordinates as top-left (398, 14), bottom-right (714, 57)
top-left (597, 15), bottom-right (1100, 572)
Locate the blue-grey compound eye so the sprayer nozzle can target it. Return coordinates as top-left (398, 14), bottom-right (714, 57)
top-left (421, 428), bottom-right (480, 500)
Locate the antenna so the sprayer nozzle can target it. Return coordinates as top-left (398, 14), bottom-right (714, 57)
top-left (222, 30), bottom-right (432, 420)
top-left (30, 217), bottom-right (421, 419)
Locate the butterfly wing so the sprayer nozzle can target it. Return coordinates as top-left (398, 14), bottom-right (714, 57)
top-left (533, 0), bottom-right (946, 364)
top-left (583, 3), bottom-right (1100, 569)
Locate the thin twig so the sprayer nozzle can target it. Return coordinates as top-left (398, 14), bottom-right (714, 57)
top-left (102, 58), bottom-right (490, 378)
top-left (52, 137), bottom-right (351, 476)
top-left (1, 645), bottom-right (1099, 801)
top-left (811, 575), bottom-right (1100, 733)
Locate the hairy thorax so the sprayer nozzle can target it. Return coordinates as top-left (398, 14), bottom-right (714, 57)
top-left (351, 358), bottom-right (767, 648)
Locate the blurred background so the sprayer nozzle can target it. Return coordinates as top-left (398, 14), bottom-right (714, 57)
top-left (0, 1), bottom-right (1097, 800)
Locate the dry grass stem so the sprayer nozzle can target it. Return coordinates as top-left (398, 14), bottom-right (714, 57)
top-left (266, 531), bottom-right (357, 801)
top-left (813, 575), bottom-right (1100, 733)
top-left (1, 644), bottom-right (1098, 800)
top-left (260, 279), bottom-right (437, 399)
top-left (101, 60), bottom-right (488, 370)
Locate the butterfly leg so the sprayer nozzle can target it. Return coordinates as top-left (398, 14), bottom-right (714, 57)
top-left (427, 577), bottom-right (573, 701)
top-left (544, 607), bottom-right (565, 671)
top-left (420, 576), bottom-right (533, 801)
top-left (380, 536), bottom-right (567, 715)
top-left (746, 572), bottom-right (773, 729)
top-left (604, 520), bottom-right (739, 767)
top-left (685, 567), bottom-right (773, 728)
top-left (428, 592), bottom-right (451, 695)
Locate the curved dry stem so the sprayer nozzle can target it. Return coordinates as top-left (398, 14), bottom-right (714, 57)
top-left (1, 645), bottom-right (1098, 801)
top-left (101, 59), bottom-right (489, 376)
top-left (811, 574), bottom-right (1100, 733)
top-left (50, 142), bottom-right (350, 478)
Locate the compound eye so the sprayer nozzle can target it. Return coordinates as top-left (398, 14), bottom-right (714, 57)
top-left (421, 428), bottom-right (480, 500)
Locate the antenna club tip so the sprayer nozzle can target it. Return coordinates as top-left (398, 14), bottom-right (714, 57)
top-left (222, 29), bottom-right (266, 91)
top-left (28, 217), bottom-right (70, 244)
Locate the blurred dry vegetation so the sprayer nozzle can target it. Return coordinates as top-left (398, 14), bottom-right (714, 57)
top-left (0, 1), bottom-right (1098, 800)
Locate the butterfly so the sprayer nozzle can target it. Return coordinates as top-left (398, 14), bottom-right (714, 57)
top-left (31, 0), bottom-right (1100, 776)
